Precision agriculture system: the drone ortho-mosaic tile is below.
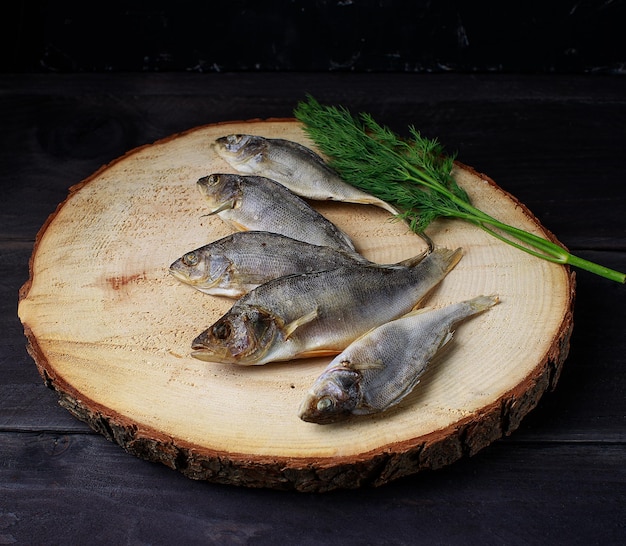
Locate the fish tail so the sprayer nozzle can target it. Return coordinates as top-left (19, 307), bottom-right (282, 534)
top-left (429, 246), bottom-right (464, 274)
top-left (468, 294), bottom-right (500, 312)
top-left (378, 200), bottom-right (402, 216)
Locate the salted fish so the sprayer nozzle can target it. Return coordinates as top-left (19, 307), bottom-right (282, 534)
top-left (169, 231), bottom-right (371, 298)
top-left (299, 295), bottom-right (499, 424)
top-left (213, 134), bottom-right (399, 215)
top-left (191, 247), bottom-right (462, 366)
top-left (197, 173), bottom-right (358, 254)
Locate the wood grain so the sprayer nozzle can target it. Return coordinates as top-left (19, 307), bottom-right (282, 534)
top-left (17, 119), bottom-right (575, 491)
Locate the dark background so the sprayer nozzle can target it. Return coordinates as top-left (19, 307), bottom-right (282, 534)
top-left (4, 0), bottom-right (626, 74)
top-left (2, 2), bottom-right (626, 545)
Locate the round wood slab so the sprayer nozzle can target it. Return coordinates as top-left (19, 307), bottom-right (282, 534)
top-left (18, 119), bottom-right (575, 492)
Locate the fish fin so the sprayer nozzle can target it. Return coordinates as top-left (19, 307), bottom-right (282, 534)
top-left (284, 309), bottom-right (318, 339)
top-left (207, 200), bottom-right (236, 215)
top-left (378, 200), bottom-right (402, 216)
top-left (352, 358), bottom-right (386, 371)
top-left (436, 247), bottom-right (464, 273)
top-left (328, 193), bottom-right (399, 216)
top-left (395, 250), bottom-right (428, 268)
top-left (296, 348), bottom-right (342, 358)
top-left (439, 332), bottom-right (454, 350)
top-left (251, 152), bottom-right (267, 167)
top-left (405, 305), bottom-right (435, 315)
top-left (469, 294), bottom-right (500, 312)
top-left (363, 198), bottom-right (400, 216)
top-left (221, 219), bottom-right (250, 232)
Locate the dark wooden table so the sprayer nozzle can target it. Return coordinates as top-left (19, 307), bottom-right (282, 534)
top-left (2, 73), bottom-right (624, 545)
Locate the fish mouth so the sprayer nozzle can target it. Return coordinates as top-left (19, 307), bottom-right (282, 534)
top-left (211, 139), bottom-right (228, 153)
top-left (190, 342), bottom-right (228, 363)
top-left (190, 347), bottom-right (249, 365)
top-left (191, 334), bottom-right (241, 364)
top-left (169, 268), bottom-right (193, 283)
top-left (297, 393), bottom-right (331, 424)
top-left (298, 402), bottom-right (346, 425)
top-left (190, 348), bottom-right (222, 362)
top-left (190, 339), bottom-right (266, 366)
top-left (191, 333), bottom-right (217, 360)
top-left (297, 405), bottom-right (320, 423)
top-left (169, 268), bottom-right (210, 287)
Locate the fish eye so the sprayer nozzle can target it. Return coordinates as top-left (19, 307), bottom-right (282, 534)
top-left (227, 134), bottom-right (242, 144)
top-left (316, 396), bottom-right (334, 412)
top-left (212, 322), bottom-right (232, 340)
top-left (207, 174), bottom-right (220, 186)
top-left (182, 252), bottom-right (199, 267)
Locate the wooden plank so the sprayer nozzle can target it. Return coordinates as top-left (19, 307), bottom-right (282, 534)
top-left (1, 75), bottom-right (625, 247)
top-left (0, 432), bottom-right (623, 544)
top-left (4, 73), bottom-right (626, 101)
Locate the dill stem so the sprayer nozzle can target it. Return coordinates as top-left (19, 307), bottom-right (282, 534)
top-left (402, 170), bottom-right (626, 283)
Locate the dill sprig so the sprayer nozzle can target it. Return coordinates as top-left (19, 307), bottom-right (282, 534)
top-left (294, 95), bottom-right (625, 283)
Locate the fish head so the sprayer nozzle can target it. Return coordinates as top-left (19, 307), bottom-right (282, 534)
top-left (298, 363), bottom-right (361, 424)
top-left (191, 305), bottom-right (280, 365)
top-left (213, 134), bottom-right (266, 167)
top-left (213, 134), bottom-right (268, 175)
top-left (169, 249), bottom-right (232, 292)
top-left (197, 174), bottom-right (242, 214)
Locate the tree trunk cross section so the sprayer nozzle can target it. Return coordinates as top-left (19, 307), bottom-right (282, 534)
top-left (18, 120), bottom-right (574, 492)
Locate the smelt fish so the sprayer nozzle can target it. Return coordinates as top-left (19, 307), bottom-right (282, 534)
top-left (191, 247), bottom-right (463, 366)
top-left (299, 295), bottom-right (499, 424)
top-left (197, 173), bottom-right (358, 254)
top-left (213, 134), bottom-right (399, 215)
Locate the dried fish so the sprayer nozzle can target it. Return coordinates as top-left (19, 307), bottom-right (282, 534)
top-left (191, 247), bottom-right (462, 365)
top-left (213, 134), bottom-right (399, 214)
top-left (299, 295), bottom-right (499, 424)
top-left (197, 173), bottom-right (358, 254)
top-left (169, 231), bottom-right (370, 298)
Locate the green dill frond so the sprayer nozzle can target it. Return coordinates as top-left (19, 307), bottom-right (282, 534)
top-left (294, 95), bottom-right (625, 282)
top-left (295, 95), bottom-right (464, 232)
